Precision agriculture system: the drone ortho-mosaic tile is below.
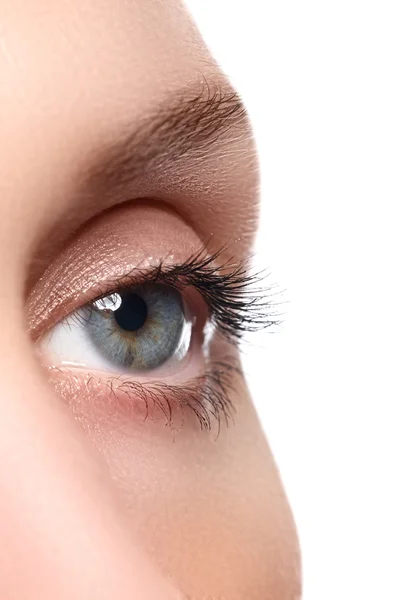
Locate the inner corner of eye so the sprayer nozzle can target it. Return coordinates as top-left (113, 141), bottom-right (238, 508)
top-left (38, 282), bottom-right (203, 377)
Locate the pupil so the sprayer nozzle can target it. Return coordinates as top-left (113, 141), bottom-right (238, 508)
top-left (114, 293), bottom-right (148, 332)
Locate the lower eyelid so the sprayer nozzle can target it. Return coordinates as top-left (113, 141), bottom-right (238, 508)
top-left (46, 356), bottom-right (241, 435)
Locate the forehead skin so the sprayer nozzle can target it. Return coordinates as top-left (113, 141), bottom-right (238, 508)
top-left (0, 1), bottom-right (300, 599)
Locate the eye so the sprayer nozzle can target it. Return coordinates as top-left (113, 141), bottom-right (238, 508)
top-left (33, 243), bottom-right (278, 431)
top-left (42, 283), bottom-right (194, 374)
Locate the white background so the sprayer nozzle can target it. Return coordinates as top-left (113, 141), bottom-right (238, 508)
top-left (185, 2), bottom-right (400, 599)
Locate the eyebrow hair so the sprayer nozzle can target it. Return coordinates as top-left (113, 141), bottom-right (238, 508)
top-left (81, 78), bottom-right (250, 200)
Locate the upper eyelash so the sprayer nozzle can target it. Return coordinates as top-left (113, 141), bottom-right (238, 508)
top-left (92, 244), bottom-right (284, 343)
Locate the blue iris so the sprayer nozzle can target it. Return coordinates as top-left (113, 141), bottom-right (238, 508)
top-left (85, 284), bottom-right (185, 370)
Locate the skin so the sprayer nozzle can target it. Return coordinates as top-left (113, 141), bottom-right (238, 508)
top-left (0, 1), bottom-right (301, 598)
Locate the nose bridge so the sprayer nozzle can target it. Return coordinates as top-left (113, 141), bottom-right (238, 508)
top-left (0, 329), bottom-right (177, 599)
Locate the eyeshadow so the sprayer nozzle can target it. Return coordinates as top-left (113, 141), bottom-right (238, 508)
top-left (27, 203), bottom-right (205, 337)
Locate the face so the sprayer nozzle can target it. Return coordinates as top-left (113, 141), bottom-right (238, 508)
top-left (0, 1), bottom-right (300, 598)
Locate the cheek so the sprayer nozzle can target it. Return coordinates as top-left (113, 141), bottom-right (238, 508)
top-left (54, 367), bottom-right (301, 599)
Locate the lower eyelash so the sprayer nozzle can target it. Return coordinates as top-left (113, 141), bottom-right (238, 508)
top-left (122, 357), bottom-right (240, 433)
top-left (47, 356), bottom-right (241, 435)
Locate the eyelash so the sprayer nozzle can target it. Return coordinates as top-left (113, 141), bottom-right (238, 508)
top-left (50, 357), bottom-right (239, 436)
top-left (88, 245), bottom-right (282, 343)
top-left (47, 246), bottom-right (283, 433)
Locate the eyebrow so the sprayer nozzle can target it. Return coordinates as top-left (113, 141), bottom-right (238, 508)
top-left (80, 78), bottom-right (250, 202)
top-left (29, 78), bottom-right (253, 288)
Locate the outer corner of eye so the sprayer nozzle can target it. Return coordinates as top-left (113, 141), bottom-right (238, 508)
top-left (38, 283), bottom-right (199, 378)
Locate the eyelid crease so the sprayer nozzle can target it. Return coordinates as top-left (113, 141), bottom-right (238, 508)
top-left (47, 356), bottom-right (242, 436)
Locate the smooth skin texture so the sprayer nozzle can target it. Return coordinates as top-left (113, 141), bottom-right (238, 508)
top-left (0, 1), bottom-right (301, 598)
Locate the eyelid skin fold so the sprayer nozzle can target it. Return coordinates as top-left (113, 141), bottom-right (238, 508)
top-left (28, 202), bottom-right (282, 341)
top-left (27, 203), bottom-right (210, 337)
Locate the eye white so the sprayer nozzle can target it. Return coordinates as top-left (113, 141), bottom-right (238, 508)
top-left (41, 310), bottom-right (116, 370)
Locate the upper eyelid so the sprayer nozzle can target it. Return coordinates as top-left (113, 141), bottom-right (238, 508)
top-left (29, 245), bottom-right (283, 347)
top-left (27, 249), bottom-right (215, 341)
top-left (28, 250), bottom-right (218, 341)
